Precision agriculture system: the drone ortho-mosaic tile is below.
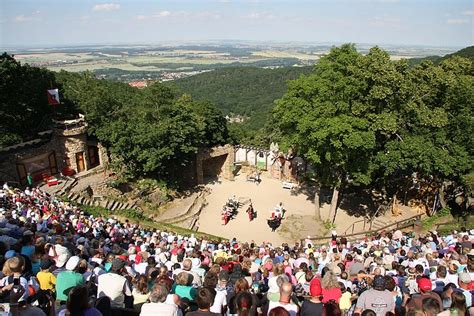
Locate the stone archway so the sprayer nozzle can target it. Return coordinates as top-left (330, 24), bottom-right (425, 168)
top-left (196, 145), bottom-right (234, 184)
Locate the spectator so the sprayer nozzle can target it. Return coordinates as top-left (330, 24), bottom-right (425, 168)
top-left (354, 275), bottom-right (395, 316)
top-left (203, 272), bottom-right (226, 314)
top-left (140, 284), bottom-right (179, 316)
top-left (267, 282), bottom-right (298, 316)
top-left (36, 259), bottom-right (56, 293)
top-left (421, 297), bottom-right (442, 316)
top-left (131, 274), bottom-right (150, 310)
top-left (228, 278), bottom-right (261, 315)
top-left (186, 287), bottom-right (219, 315)
top-left (58, 285), bottom-right (102, 316)
top-left (235, 291), bottom-right (253, 316)
top-left (97, 258), bottom-right (133, 308)
top-left (321, 271), bottom-right (342, 303)
top-left (300, 278), bottom-right (323, 316)
top-left (457, 272), bottom-right (472, 307)
top-left (56, 256), bottom-right (84, 303)
top-left (173, 272), bottom-right (197, 302)
top-left (406, 277), bottom-right (443, 311)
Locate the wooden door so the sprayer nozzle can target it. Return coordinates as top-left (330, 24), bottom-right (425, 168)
top-left (48, 152), bottom-right (58, 175)
top-left (88, 146), bottom-right (100, 168)
top-left (16, 163), bottom-right (27, 186)
top-left (76, 152), bottom-right (85, 172)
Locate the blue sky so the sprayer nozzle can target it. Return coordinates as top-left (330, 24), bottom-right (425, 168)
top-left (0, 0), bottom-right (472, 48)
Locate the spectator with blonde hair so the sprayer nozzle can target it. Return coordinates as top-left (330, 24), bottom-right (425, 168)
top-left (321, 271), bottom-right (342, 303)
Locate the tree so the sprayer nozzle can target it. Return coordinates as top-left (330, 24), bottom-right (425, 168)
top-left (0, 53), bottom-right (57, 146)
top-left (272, 44), bottom-right (473, 222)
top-left (273, 44), bottom-right (377, 221)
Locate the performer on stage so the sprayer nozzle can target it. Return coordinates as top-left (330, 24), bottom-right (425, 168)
top-left (274, 202), bottom-right (284, 219)
top-left (246, 202), bottom-right (254, 221)
top-left (221, 206), bottom-right (229, 225)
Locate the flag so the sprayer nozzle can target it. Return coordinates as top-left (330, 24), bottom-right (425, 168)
top-left (47, 89), bottom-right (60, 105)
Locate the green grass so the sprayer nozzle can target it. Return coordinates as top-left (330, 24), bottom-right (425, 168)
top-left (421, 206), bottom-right (473, 234)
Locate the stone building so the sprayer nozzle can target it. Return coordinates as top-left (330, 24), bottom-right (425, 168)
top-left (0, 115), bottom-right (107, 186)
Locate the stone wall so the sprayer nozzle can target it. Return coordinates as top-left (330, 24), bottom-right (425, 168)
top-left (234, 145), bottom-right (308, 182)
top-left (0, 137), bottom-right (62, 184)
top-left (0, 120), bottom-right (106, 185)
top-left (196, 144), bottom-right (235, 184)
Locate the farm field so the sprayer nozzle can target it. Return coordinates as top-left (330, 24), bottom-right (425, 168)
top-left (9, 43), bottom-right (460, 81)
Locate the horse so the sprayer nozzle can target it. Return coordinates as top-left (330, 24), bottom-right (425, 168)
top-left (267, 217), bottom-right (281, 232)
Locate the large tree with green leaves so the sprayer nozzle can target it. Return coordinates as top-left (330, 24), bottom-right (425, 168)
top-left (54, 75), bottom-right (230, 183)
top-left (0, 53), bottom-right (58, 146)
top-left (272, 44), bottom-right (473, 221)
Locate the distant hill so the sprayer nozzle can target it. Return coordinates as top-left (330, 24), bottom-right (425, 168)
top-left (169, 66), bottom-right (313, 130)
top-left (409, 46), bottom-right (474, 66)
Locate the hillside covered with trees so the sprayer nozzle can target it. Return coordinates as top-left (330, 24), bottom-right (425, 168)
top-left (169, 66), bottom-right (312, 143)
top-left (408, 45), bottom-right (474, 66)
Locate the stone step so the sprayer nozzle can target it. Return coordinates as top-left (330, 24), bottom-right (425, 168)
top-left (110, 201), bottom-right (118, 211)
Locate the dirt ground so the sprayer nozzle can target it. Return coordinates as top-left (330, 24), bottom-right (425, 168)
top-left (194, 174), bottom-right (330, 245)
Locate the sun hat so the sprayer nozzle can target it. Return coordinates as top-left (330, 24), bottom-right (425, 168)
top-left (56, 253), bottom-right (70, 268)
top-left (65, 256), bottom-right (80, 271)
top-left (191, 258), bottom-right (201, 269)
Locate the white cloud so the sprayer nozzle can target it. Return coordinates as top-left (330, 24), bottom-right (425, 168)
top-left (157, 10), bottom-right (171, 17)
top-left (247, 11), bottom-right (276, 20)
top-left (14, 11), bottom-right (41, 23)
top-left (447, 18), bottom-right (469, 25)
top-left (92, 3), bottom-right (120, 12)
top-left (15, 15), bottom-right (27, 22)
top-left (461, 10), bottom-right (474, 16)
top-left (138, 10), bottom-right (220, 21)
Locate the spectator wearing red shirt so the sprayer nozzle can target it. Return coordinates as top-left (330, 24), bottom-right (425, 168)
top-left (321, 271), bottom-right (342, 303)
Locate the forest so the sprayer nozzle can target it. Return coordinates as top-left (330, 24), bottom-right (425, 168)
top-left (170, 66), bottom-right (312, 144)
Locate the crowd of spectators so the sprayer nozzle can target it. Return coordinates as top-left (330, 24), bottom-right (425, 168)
top-left (0, 183), bottom-right (472, 316)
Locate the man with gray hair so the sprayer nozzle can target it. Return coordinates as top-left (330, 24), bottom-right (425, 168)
top-left (140, 284), bottom-right (179, 316)
top-left (172, 258), bottom-right (202, 286)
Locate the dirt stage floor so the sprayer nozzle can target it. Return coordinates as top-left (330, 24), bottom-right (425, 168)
top-left (196, 174), bottom-right (330, 245)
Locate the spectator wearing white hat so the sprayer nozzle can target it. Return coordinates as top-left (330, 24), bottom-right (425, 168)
top-left (457, 272), bottom-right (472, 307)
top-left (55, 256), bottom-right (84, 303)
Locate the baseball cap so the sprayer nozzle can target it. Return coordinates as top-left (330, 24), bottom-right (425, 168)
top-left (459, 272), bottom-right (471, 284)
top-left (310, 278), bottom-right (322, 297)
top-left (417, 277), bottom-right (432, 292)
top-left (111, 258), bottom-right (126, 272)
top-left (373, 275), bottom-right (386, 290)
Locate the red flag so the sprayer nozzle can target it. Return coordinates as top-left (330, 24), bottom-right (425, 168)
top-left (47, 89), bottom-right (60, 105)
